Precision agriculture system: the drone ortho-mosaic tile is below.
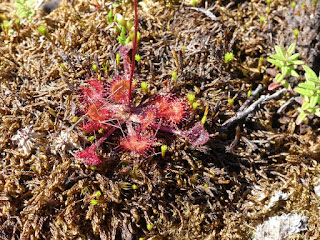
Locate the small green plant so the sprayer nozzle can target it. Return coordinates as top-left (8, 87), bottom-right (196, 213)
top-left (172, 71), bottom-right (178, 86)
top-left (313, 0), bottom-right (318, 14)
top-left (135, 54), bottom-right (141, 62)
top-left (267, 43), bottom-right (304, 89)
top-left (294, 66), bottom-right (320, 124)
top-left (269, 44), bottom-right (320, 124)
top-left (293, 28), bottom-right (299, 42)
top-left (38, 25), bottom-right (53, 42)
top-left (140, 81), bottom-right (148, 94)
top-left (1, 20), bottom-right (10, 37)
top-left (224, 52), bottom-right (234, 64)
top-left (187, 93), bottom-right (195, 105)
top-left (147, 224), bottom-right (153, 231)
top-left (14, 0), bottom-right (36, 22)
top-left (161, 145), bottom-right (167, 158)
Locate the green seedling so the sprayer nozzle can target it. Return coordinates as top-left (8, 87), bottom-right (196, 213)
top-left (132, 184), bottom-right (138, 190)
top-left (116, 13), bottom-right (126, 27)
top-left (116, 53), bottom-right (121, 66)
top-left (224, 52), bottom-right (234, 64)
top-left (135, 54), bottom-right (141, 62)
top-left (1, 20), bottom-right (10, 37)
top-left (147, 224), bottom-right (153, 231)
top-left (92, 64), bottom-right (99, 73)
top-left (161, 145), bottom-right (167, 158)
top-left (72, 116), bottom-right (78, 123)
top-left (267, 43), bottom-right (304, 89)
top-left (291, 1), bottom-right (296, 9)
top-left (227, 98), bottom-right (234, 108)
top-left (38, 25), bottom-right (53, 42)
top-left (259, 16), bottom-right (266, 29)
top-left (192, 102), bottom-right (198, 110)
top-left (15, 0), bottom-right (36, 22)
top-left (14, 19), bottom-right (21, 31)
top-left (87, 136), bottom-right (95, 142)
top-left (313, 0), bottom-right (318, 14)
top-left (129, 30), bottom-right (140, 42)
top-left (126, 20), bottom-right (133, 31)
top-left (187, 93), bottom-right (196, 105)
top-left (293, 29), bottom-right (299, 42)
top-left (258, 56), bottom-right (264, 72)
top-left (294, 66), bottom-right (320, 124)
top-left (60, 63), bottom-right (67, 71)
top-left (201, 105), bottom-right (209, 125)
top-left (101, 61), bottom-right (109, 72)
top-left (95, 190), bottom-right (101, 197)
top-left (90, 199), bottom-right (99, 205)
top-left (107, 10), bottom-right (113, 23)
top-left (172, 71), bottom-right (178, 86)
top-left (141, 81), bottom-right (148, 95)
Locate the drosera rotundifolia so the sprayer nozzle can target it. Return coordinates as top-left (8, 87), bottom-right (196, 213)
top-left (73, 0), bottom-right (209, 166)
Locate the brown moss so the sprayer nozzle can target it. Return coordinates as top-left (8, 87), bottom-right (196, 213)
top-left (1, 0), bottom-right (320, 239)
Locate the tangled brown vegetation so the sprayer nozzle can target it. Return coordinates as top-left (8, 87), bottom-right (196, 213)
top-left (1, 0), bottom-right (320, 239)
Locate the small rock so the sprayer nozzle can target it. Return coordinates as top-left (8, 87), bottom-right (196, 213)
top-left (40, 0), bottom-right (61, 14)
top-left (254, 213), bottom-right (308, 240)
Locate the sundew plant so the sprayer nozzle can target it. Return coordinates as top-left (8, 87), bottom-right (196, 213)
top-left (74, 0), bottom-right (209, 166)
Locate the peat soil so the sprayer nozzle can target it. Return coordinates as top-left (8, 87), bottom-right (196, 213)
top-left (1, 0), bottom-right (320, 239)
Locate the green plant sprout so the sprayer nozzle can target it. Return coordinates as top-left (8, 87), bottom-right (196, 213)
top-left (90, 199), bottom-right (99, 205)
top-left (38, 25), bottom-right (53, 42)
top-left (147, 224), bottom-right (153, 231)
top-left (293, 29), bottom-right (299, 42)
top-left (1, 20), bottom-right (10, 37)
top-left (161, 145), bottom-right (167, 158)
top-left (269, 44), bottom-right (320, 124)
top-left (107, 9), bottom-right (113, 23)
top-left (14, 0), bottom-right (36, 22)
top-left (224, 52), bottom-right (234, 64)
top-left (294, 66), bottom-right (320, 124)
top-left (135, 54), bottom-right (141, 62)
top-left (187, 93), bottom-right (196, 105)
top-left (192, 102), bottom-right (198, 110)
top-left (116, 53), bottom-right (121, 66)
top-left (267, 43), bottom-right (304, 89)
top-left (140, 81), bottom-right (148, 94)
top-left (313, 0), bottom-right (318, 14)
top-left (172, 71), bottom-right (178, 86)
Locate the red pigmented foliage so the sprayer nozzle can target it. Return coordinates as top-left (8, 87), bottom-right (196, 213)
top-left (120, 133), bottom-right (153, 155)
top-left (75, 145), bottom-right (101, 166)
top-left (74, 1), bottom-right (209, 166)
top-left (108, 77), bottom-right (131, 104)
top-left (81, 79), bottom-right (105, 105)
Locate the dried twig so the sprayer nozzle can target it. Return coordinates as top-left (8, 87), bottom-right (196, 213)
top-left (185, 7), bottom-right (218, 21)
top-left (238, 84), bottom-right (263, 112)
top-left (219, 88), bottom-right (287, 132)
top-left (276, 96), bottom-right (299, 114)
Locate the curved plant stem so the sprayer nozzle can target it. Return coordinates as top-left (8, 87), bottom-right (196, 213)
top-left (128, 0), bottom-right (138, 107)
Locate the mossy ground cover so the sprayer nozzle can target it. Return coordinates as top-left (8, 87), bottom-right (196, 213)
top-left (1, 0), bottom-right (320, 239)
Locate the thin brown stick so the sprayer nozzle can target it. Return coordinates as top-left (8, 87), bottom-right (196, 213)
top-left (219, 88), bottom-right (286, 132)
